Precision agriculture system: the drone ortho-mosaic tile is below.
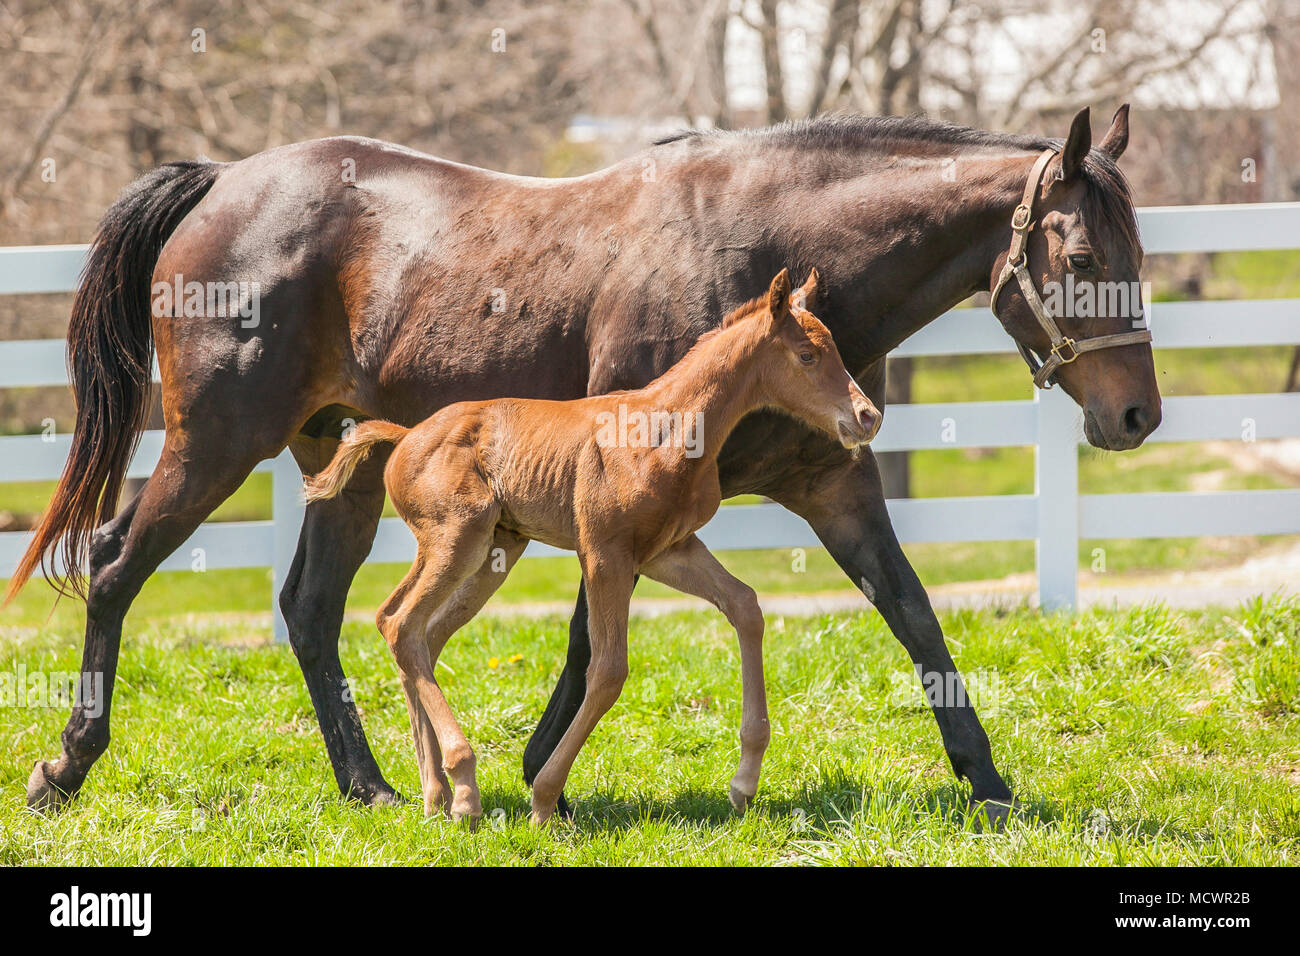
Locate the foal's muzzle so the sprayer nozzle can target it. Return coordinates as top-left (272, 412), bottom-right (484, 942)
top-left (838, 398), bottom-right (880, 448)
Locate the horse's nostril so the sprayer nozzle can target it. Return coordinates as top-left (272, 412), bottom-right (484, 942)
top-left (1123, 404), bottom-right (1146, 436)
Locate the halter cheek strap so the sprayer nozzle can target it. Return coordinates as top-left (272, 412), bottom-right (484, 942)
top-left (990, 147), bottom-right (1153, 389)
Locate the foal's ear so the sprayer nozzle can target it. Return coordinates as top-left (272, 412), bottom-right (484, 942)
top-left (1059, 107), bottom-right (1092, 180)
top-left (1098, 103), bottom-right (1130, 160)
top-left (793, 268), bottom-right (820, 312)
top-left (767, 268), bottom-right (793, 321)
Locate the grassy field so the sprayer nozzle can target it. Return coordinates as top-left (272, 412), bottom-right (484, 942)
top-left (0, 595), bottom-right (1295, 865)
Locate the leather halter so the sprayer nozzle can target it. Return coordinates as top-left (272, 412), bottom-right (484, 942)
top-left (990, 148), bottom-right (1153, 389)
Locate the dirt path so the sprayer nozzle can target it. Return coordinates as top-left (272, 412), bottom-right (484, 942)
top-left (463, 538), bottom-right (1299, 620)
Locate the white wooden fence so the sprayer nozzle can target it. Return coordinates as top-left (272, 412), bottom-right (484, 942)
top-left (2, 202), bottom-right (1300, 640)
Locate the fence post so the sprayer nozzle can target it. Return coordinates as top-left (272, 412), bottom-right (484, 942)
top-left (271, 449), bottom-right (306, 643)
top-left (1035, 386), bottom-right (1080, 610)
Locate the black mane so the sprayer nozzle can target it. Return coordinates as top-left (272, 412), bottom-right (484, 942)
top-left (654, 113), bottom-right (1055, 152)
top-left (655, 113), bottom-right (1140, 251)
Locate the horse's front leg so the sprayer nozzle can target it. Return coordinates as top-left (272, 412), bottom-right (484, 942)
top-left (774, 449), bottom-right (1014, 815)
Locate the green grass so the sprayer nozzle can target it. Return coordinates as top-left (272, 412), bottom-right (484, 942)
top-left (0, 596), bottom-right (1295, 864)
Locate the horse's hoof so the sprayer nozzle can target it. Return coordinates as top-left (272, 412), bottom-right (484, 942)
top-left (555, 791), bottom-right (573, 819)
top-left (451, 810), bottom-right (483, 830)
top-left (356, 785), bottom-right (406, 808)
top-left (26, 761), bottom-right (74, 813)
top-left (728, 785), bottom-right (754, 815)
top-left (967, 797), bottom-right (1022, 830)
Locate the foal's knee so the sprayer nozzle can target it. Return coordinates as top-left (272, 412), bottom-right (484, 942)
top-left (586, 658), bottom-right (628, 709)
top-left (382, 625), bottom-right (425, 674)
top-left (441, 739), bottom-right (476, 780)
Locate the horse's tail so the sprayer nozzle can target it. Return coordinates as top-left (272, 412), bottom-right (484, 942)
top-left (4, 160), bottom-right (221, 605)
top-left (304, 421), bottom-right (411, 503)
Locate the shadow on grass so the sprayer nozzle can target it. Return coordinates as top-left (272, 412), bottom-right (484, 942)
top-left (466, 768), bottom-right (1077, 836)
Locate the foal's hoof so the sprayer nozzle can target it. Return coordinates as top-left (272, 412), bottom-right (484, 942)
top-left (728, 785), bottom-right (755, 815)
top-left (966, 797), bottom-right (1023, 830)
top-left (451, 810), bottom-right (483, 831)
top-left (529, 803), bottom-right (562, 827)
top-left (26, 761), bottom-right (74, 814)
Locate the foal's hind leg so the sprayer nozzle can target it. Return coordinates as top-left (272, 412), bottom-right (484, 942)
top-left (376, 512), bottom-right (501, 824)
top-left (641, 535), bottom-right (770, 813)
top-left (26, 436), bottom-right (271, 810)
top-left (400, 527), bottom-right (527, 816)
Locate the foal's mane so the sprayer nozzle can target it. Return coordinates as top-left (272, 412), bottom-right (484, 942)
top-left (656, 113), bottom-right (1141, 253)
top-left (663, 293), bottom-right (772, 373)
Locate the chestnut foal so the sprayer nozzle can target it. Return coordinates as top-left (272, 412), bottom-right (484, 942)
top-left (305, 269), bottom-right (879, 825)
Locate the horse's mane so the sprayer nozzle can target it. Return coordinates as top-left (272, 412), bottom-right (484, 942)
top-left (655, 113), bottom-right (1053, 153)
top-left (656, 113), bottom-right (1140, 253)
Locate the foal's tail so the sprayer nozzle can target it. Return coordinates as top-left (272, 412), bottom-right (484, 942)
top-left (5, 160), bottom-right (220, 605)
top-left (304, 421), bottom-right (411, 503)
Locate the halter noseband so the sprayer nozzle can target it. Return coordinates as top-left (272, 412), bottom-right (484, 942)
top-left (989, 148), bottom-right (1153, 389)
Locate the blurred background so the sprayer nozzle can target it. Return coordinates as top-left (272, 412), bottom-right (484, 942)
top-left (1, 0), bottom-right (1298, 616)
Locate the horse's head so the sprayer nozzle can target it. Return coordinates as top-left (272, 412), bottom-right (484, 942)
top-left (990, 105), bottom-right (1161, 450)
top-left (745, 268), bottom-right (880, 449)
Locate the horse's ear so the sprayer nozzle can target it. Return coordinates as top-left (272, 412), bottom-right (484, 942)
top-left (767, 268), bottom-right (792, 322)
top-left (1098, 103), bottom-right (1130, 160)
top-left (793, 267), bottom-right (820, 312)
top-left (1060, 107), bottom-right (1092, 180)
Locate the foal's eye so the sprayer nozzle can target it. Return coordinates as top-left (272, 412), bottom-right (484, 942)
top-left (1068, 253), bottom-right (1097, 273)
top-left (799, 350), bottom-right (816, 365)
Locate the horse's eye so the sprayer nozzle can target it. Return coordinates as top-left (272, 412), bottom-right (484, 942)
top-left (1068, 253), bottom-right (1097, 273)
top-left (799, 350), bottom-right (816, 365)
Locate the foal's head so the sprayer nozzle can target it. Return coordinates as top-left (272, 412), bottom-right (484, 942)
top-left (740, 269), bottom-right (880, 449)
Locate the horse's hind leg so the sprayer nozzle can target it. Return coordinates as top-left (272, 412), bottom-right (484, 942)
top-left (27, 436), bottom-right (270, 810)
top-left (280, 434), bottom-right (400, 806)
top-left (641, 534), bottom-right (769, 813)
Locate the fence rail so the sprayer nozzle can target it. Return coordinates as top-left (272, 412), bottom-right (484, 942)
top-left (3, 202), bottom-right (1299, 639)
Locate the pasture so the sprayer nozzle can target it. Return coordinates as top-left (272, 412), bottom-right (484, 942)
top-left (2, 582), bottom-right (1295, 865)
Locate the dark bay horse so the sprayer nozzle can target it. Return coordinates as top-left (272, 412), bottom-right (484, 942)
top-left (9, 106), bottom-right (1160, 818)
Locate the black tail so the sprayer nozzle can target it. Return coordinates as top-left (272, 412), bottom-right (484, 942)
top-left (5, 160), bottom-right (221, 603)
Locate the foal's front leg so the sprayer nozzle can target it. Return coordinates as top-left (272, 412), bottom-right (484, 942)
top-left (641, 534), bottom-right (770, 813)
top-left (529, 552), bottom-right (635, 825)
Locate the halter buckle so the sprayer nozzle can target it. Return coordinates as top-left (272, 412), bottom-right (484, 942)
top-left (1010, 203), bottom-right (1033, 230)
top-left (1051, 337), bottom-right (1079, 364)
